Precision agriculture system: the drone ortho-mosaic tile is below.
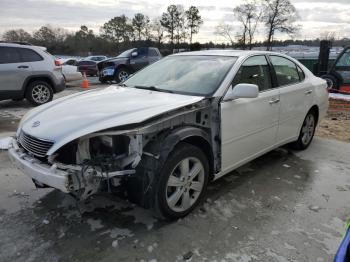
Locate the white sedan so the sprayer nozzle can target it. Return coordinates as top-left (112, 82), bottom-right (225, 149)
top-left (58, 58), bottom-right (82, 82)
top-left (9, 50), bottom-right (328, 219)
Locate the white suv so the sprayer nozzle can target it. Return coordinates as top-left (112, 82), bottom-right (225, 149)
top-left (0, 42), bottom-right (65, 106)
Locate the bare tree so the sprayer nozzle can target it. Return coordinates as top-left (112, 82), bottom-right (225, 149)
top-left (174, 5), bottom-right (185, 48)
top-left (320, 31), bottom-right (336, 41)
top-left (33, 25), bottom-right (66, 45)
top-left (263, 0), bottom-right (299, 50)
top-left (2, 29), bottom-right (31, 42)
top-left (100, 15), bottom-right (133, 51)
top-left (233, 0), bottom-right (262, 50)
top-left (160, 5), bottom-right (183, 48)
top-left (151, 18), bottom-right (164, 48)
top-left (185, 6), bottom-right (203, 45)
top-left (132, 13), bottom-right (150, 41)
top-left (215, 23), bottom-right (235, 46)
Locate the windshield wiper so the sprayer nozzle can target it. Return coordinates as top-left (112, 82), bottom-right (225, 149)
top-left (133, 85), bottom-right (158, 91)
top-left (133, 85), bottom-right (174, 93)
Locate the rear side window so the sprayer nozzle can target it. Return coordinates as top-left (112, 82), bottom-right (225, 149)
top-left (0, 47), bottom-right (21, 64)
top-left (19, 48), bottom-right (43, 62)
top-left (232, 55), bottom-right (273, 92)
top-left (149, 49), bottom-right (158, 57)
top-left (270, 56), bottom-right (300, 86)
top-left (137, 47), bottom-right (148, 56)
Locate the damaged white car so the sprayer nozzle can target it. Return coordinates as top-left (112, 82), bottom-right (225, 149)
top-left (8, 51), bottom-right (329, 219)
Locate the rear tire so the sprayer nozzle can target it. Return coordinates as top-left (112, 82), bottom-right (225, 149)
top-left (291, 110), bottom-right (317, 150)
top-left (25, 80), bottom-right (53, 106)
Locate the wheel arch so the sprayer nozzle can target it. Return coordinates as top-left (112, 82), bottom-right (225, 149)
top-left (309, 104), bottom-right (319, 125)
top-left (115, 64), bottom-right (134, 73)
top-left (22, 75), bottom-right (55, 96)
top-left (128, 126), bottom-right (213, 209)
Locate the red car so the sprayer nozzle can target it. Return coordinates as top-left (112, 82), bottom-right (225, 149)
top-left (77, 60), bottom-right (98, 76)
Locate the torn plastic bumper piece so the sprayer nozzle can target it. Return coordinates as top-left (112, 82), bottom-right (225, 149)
top-left (8, 138), bottom-right (136, 193)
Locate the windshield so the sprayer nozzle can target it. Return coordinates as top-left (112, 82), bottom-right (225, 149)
top-left (117, 49), bottom-right (136, 58)
top-left (123, 55), bottom-right (237, 96)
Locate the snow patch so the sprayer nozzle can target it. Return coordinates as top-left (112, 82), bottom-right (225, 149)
top-left (86, 218), bottom-right (104, 231)
top-left (0, 137), bottom-right (12, 150)
top-left (329, 93), bottom-right (350, 101)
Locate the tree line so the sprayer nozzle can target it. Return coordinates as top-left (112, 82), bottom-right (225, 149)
top-left (1, 4), bottom-right (203, 56)
top-left (1, 1), bottom-right (349, 56)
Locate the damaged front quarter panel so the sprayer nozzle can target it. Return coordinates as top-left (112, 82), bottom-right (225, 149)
top-left (21, 97), bottom-right (221, 201)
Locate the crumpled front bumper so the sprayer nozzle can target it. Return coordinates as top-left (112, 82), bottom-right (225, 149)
top-left (8, 138), bottom-right (71, 193)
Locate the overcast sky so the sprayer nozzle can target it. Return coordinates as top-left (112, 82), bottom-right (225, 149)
top-left (1, 0), bottom-right (349, 43)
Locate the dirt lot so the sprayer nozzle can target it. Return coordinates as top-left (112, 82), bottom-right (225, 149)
top-left (316, 111), bottom-right (350, 143)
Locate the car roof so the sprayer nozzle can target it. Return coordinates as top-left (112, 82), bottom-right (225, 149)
top-left (171, 49), bottom-right (283, 57)
top-left (0, 42), bottom-right (47, 51)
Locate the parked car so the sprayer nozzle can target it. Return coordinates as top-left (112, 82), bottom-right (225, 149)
top-left (77, 60), bottom-right (98, 76)
top-left (98, 47), bottom-right (161, 83)
top-left (83, 55), bottom-right (108, 62)
top-left (58, 58), bottom-right (82, 82)
top-left (0, 42), bottom-right (65, 106)
top-left (8, 50), bottom-right (328, 219)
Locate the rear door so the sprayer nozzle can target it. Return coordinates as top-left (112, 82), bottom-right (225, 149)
top-left (0, 46), bottom-right (32, 94)
top-left (268, 55), bottom-right (314, 143)
top-left (221, 55), bottom-right (280, 173)
top-left (148, 48), bottom-right (161, 64)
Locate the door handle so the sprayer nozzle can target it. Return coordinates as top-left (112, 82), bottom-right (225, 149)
top-left (269, 98), bottom-right (280, 104)
top-left (17, 65), bottom-right (29, 69)
top-left (305, 90), bottom-right (313, 95)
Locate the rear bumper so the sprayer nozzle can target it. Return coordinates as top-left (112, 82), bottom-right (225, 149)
top-left (54, 76), bottom-right (66, 93)
top-left (8, 138), bottom-right (71, 193)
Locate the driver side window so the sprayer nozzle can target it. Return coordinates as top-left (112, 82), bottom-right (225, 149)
top-left (232, 55), bottom-right (272, 92)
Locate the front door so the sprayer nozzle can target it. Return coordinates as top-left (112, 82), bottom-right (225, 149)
top-left (221, 55), bottom-right (280, 174)
top-left (130, 47), bottom-right (149, 71)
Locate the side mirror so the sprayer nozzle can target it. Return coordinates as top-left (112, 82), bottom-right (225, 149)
top-left (223, 83), bottom-right (259, 101)
top-left (131, 51), bottom-right (138, 57)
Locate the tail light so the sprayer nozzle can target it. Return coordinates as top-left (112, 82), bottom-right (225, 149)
top-left (54, 60), bottom-right (61, 66)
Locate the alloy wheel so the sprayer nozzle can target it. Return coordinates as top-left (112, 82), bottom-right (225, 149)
top-left (301, 114), bottom-right (315, 145)
top-left (32, 85), bottom-right (51, 104)
top-left (165, 157), bottom-right (205, 212)
top-left (118, 70), bottom-right (129, 82)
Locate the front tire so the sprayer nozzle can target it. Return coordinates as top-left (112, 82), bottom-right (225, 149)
top-left (114, 67), bottom-right (129, 83)
top-left (291, 110), bottom-right (317, 150)
top-left (154, 143), bottom-right (209, 219)
top-left (26, 81), bottom-right (53, 106)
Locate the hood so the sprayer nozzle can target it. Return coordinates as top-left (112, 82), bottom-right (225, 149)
top-left (98, 57), bottom-right (128, 70)
top-left (20, 86), bottom-right (204, 154)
